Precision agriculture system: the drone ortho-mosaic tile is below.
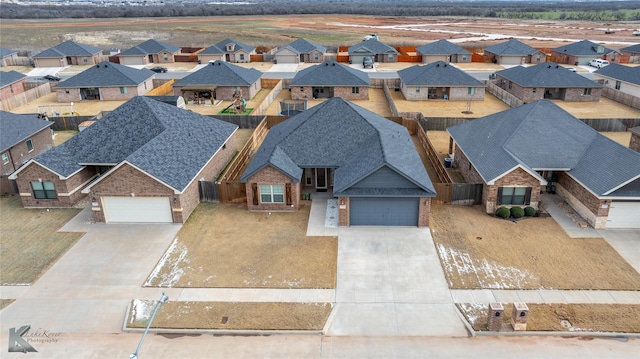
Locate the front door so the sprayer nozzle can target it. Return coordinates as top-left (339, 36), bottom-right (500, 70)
top-left (148, 54), bottom-right (154, 63)
top-left (315, 168), bottom-right (327, 190)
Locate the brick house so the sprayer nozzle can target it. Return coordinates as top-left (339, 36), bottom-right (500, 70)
top-left (10, 96), bottom-right (238, 223)
top-left (348, 38), bottom-right (399, 65)
top-left (172, 60), bottom-right (262, 101)
top-left (0, 111), bottom-right (53, 194)
top-left (54, 62), bottom-right (155, 102)
top-left (483, 39), bottom-right (546, 65)
top-left (593, 64), bottom-right (640, 97)
top-left (240, 97), bottom-right (436, 227)
top-left (0, 70), bottom-right (27, 100)
top-left (551, 40), bottom-right (617, 65)
top-left (32, 40), bottom-right (102, 67)
top-left (495, 62), bottom-right (602, 102)
top-left (447, 100), bottom-right (640, 229)
top-left (0, 48), bottom-right (18, 67)
top-left (416, 39), bottom-right (472, 64)
top-left (397, 61), bottom-right (486, 101)
top-left (620, 44), bottom-right (640, 63)
top-left (198, 39), bottom-right (255, 64)
top-left (118, 39), bottom-right (181, 66)
top-left (274, 38), bottom-right (326, 64)
top-left (289, 61), bottom-right (369, 101)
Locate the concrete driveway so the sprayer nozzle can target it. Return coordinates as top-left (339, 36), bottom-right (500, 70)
top-left (598, 229), bottom-right (640, 274)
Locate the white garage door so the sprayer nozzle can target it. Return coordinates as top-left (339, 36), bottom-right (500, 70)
top-left (607, 201), bottom-right (640, 229)
top-left (121, 57), bottom-right (145, 66)
top-left (102, 196), bottom-right (172, 223)
top-left (500, 56), bottom-right (522, 65)
top-left (277, 55), bottom-right (297, 64)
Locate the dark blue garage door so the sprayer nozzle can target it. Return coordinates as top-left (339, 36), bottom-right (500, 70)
top-left (350, 197), bottom-right (419, 226)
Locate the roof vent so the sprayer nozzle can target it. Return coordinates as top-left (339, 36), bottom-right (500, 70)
top-left (444, 64), bottom-right (447, 67)
top-left (436, 63), bottom-right (440, 67)
top-left (332, 63), bottom-right (335, 66)
top-left (556, 65), bottom-right (559, 68)
top-left (325, 62), bottom-right (329, 66)
top-left (548, 65), bottom-right (551, 68)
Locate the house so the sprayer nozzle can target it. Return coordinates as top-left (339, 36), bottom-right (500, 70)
top-left (416, 39), bottom-right (472, 64)
top-left (198, 39), bottom-right (255, 63)
top-left (55, 62), bottom-right (155, 102)
top-left (289, 61), bottom-right (369, 100)
top-left (483, 39), bottom-right (546, 65)
top-left (118, 39), bottom-right (181, 66)
top-left (0, 48), bottom-right (18, 67)
top-left (620, 43), bottom-right (640, 63)
top-left (348, 38), bottom-right (399, 64)
top-left (0, 70), bottom-right (27, 100)
top-left (447, 100), bottom-right (640, 229)
top-left (172, 60), bottom-right (262, 101)
top-left (494, 62), bottom-right (602, 102)
top-left (32, 40), bottom-right (102, 67)
top-left (397, 61), bottom-right (485, 101)
top-left (9, 96), bottom-right (238, 224)
top-left (551, 40), bottom-right (617, 65)
top-left (593, 64), bottom-right (640, 97)
top-left (147, 95), bottom-right (187, 109)
top-left (629, 126), bottom-right (640, 153)
top-left (274, 38), bottom-right (326, 64)
top-left (0, 111), bottom-right (53, 194)
top-left (240, 97), bottom-right (436, 227)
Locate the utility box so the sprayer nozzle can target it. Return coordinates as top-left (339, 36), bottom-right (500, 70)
top-left (487, 302), bottom-right (504, 331)
top-left (511, 302), bottom-right (529, 331)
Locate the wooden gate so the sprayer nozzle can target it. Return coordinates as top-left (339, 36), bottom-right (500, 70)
top-left (199, 181), bottom-right (219, 202)
top-left (432, 183), bottom-right (483, 205)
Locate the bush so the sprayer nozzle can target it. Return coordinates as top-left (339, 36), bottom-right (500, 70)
top-left (524, 206), bottom-right (536, 217)
top-left (510, 206), bottom-right (525, 218)
top-left (496, 206), bottom-right (510, 218)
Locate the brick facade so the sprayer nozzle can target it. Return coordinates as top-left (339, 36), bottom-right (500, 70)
top-left (0, 78), bottom-right (26, 100)
top-left (15, 163), bottom-right (96, 208)
top-left (175, 82), bottom-right (260, 102)
top-left (401, 84), bottom-right (484, 101)
top-left (628, 129), bottom-right (640, 153)
top-left (55, 79), bottom-right (153, 102)
top-left (1, 127), bottom-right (53, 177)
top-left (556, 172), bottom-right (609, 228)
top-left (292, 86), bottom-right (368, 101)
top-left (35, 55), bottom-right (100, 68)
top-left (496, 75), bottom-right (600, 102)
top-left (245, 165), bottom-right (300, 212)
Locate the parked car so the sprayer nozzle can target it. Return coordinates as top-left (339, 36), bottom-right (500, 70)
top-left (150, 66), bottom-right (168, 73)
top-left (588, 59), bottom-right (609, 68)
top-left (363, 57), bottom-right (374, 69)
top-left (633, 29), bottom-right (640, 36)
top-left (567, 67), bottom-right (577, 73)
top-left (43, 74), bottom-right (61, 81)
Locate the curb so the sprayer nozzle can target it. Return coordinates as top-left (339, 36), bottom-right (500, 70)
top-left (474, 331), bottom-right (640, 339)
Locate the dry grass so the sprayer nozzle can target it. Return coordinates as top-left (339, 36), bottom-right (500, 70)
top-left (126, 300), bottom-right (332, 331)
top-left (144, 202), bottom-right (337, 289)
top-left (457, 303), bottom-right (640, 333)
top-left (0, 196), bottom-right (84, 285)
top-left (602, 131), bottom-right (632, 147)
top-left (430, 205), bottom-right (640, 290)
top-left (53, 130), bottom-right (78, 146)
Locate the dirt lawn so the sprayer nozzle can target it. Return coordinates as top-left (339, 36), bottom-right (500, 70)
top-left (144, 202), bottom-right (337, 289)
top-left (430, 205), bottom-right (640, 290)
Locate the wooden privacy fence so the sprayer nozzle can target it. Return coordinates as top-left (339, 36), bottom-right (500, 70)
top-left (146, 79), bottom-right (175, 96)
top-left (416, 125), bottom-right (452, 184)
top-left (0, 82), bottom-right (52, 112)
top-left (432, 183), bottom-right (483, 205)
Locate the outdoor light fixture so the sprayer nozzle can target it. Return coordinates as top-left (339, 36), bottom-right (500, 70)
top-left (130, 292), bottom-right (169, 359)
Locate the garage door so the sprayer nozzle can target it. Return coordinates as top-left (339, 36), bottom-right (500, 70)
top-left (350, 197), bottom-right (419, 226)
top-left (277, 55), bottom-right (297, 64)
top-left (102, 196), bottom-right (172, 223)
top-left (122, 57), bottom-right (145, 66)
top-left (500, 56), bottom-right (522, 65)
top-left (607, 201), bottom-right (640, 229)
top-left (350, 55), bottom-right (367, 65)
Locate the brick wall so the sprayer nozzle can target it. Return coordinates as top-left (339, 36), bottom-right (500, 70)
top-left (487, 167), bottom-right (541, 214)
top-left (0, 79), bottom-right (26, 100)
top-left (333, 86), bottom-right (369, 100)
top-left (448, 87), bottom-right (485, 101)
top-left (453, 146), bottom-right (484, 184)
top-left (2, 127), bottom-right (53, 176)
top-left (291, 86), bottom-right (314, 100)
top-left (630, 131), bottom-right (640, 152)
top-left (496, 76), bottom-right (543, 103)
top-left (55, 88), bottom-right (82, 102)
top-left (418, 197), bottom-right (430, 227)
top-left (556, 172), bottom-right (609, 228)
top-left (563, 87), bottom-right (601, 102)
top-left (100, 80), bottom-right (152, 100)
top-left (245, 165), bottom-right (300, 212)
top-left (16, 163), bottom-right (95, 208)
top-left (304, 51), bottom-right (325, 63)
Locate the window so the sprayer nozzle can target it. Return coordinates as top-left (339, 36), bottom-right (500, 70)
top-left (468, 87), bottom-right (476, 95)
top-left (31, 181), bottom-right (57, 199)
top-left (144, 82), bottom-right (147, 90)
top-left (352, 87), bottom-right (359, 94)
top-left (9, 84), bottom-right (13, 93)
top-left (584, 88), bottom-right (592, 95)
top-left (416, 87), bottom-right (420, 93)
top-left (1, 152), bottom-right (8, 164)
top-left (240, 54), bottom-right (245, 60)
top-left (65, 89), bottom-right (70, 94)
top-left (532, 88), bottom-right (537, 93)
top-left (498, 187), bottom-right (531, 205)
top-left (26, 139), bottom-right (33, 152)
top-left (163, 53), bottom-right (169, 60)
top-left (388, 53), bottom-right (393, 61)
top-left (462, 55), bottom-right (467, 61)
top-left (82, 57), bottom-right (88, 63)
top-left (300, 87), bottom-right (304, 92)
top-left (260, 185), bottom-right (284, 203)
top-left (314, 53), bottom-right (319, 61)
top-left (508, 81), bottom-right (512, 89)
top-left (120, 87), bottom-right (128, 94)
top-left (615, 81), bottom-right (621, 90)
top-left (536, 54), bottom-right (541, 62)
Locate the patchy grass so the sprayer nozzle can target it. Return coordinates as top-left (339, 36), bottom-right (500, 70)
top-left (144, 202), bottom-right (337, 288)
top-left (126, 300), bottom-right (332, 331)
top-left (458, 303), bottom-right (640, 333)
top-left (0, 299), bottom-right (15, 310)
top-left (53, 130), bottom-right (78, 146)
top-left (0, 196), bottom-right (84, 285)
top-left (431, 205), bottom-right (640, 290)
top-left (218, 107), bottom-right (254, 115)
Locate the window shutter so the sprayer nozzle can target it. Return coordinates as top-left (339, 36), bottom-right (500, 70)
top-left (251, 183), bottom-right (258, 205)
top-left (285, 183), bottom-right (292, 206)
top-left (525, 187), bottom-right (532, 205)
top-left (497, 187), bottom-right (503, 205)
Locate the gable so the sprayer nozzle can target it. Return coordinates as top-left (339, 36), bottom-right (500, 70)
top-left (276, 48), bottom-right (297, 56)
top-left (350, 166), bottom-right (420, 190)
top-left (87, 162), bottom-right (175, 195)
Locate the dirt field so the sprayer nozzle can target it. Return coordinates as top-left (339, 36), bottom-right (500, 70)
top-left (430, 205), bottom-right (640, 290)
top-left (144, 202), bottom-right (337, 289)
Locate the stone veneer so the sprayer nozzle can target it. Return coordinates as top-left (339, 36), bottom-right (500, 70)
top-left (556, 172), bottom-right (609, 228)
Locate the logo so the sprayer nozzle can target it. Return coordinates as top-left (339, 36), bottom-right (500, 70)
top-left (8, 326), bottom-right (37, 353)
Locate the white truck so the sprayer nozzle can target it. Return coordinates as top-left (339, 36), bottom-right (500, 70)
top-left (633, 29), bottom-right (640, 36)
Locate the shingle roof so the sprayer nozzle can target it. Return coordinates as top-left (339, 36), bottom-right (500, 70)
top-left (211, 38), bottom-right (255, 54)
top-left (286, 38), bottom-right (326, 54)
top-left (594, 63), bottom-right (640, 86)
top-left (31, 96), bottom-right (237, 192)
top-left (621, 43), bottom-right (640, 54)
top-left (552, 40), bottom-right (615, 56)
top-left (119, 39), bottom-right (180, 56)
top-left (0, 70), bottom-right (26, 88)
top-left (398, 61), bottom-right (485, 87)
top-left (289, 61), bottom-right (369, 86)
top-left (496, 62), bottom-right (602, 88)
top-left (484, 39), bottom-right (541, 56)
top-left (416, 40), bottom-right (471, 55)
top-left (199, 44), bottom-right (225, 55)
top-left (0, 47), bottom-right (18, 58)
top-left (57, 62), bottom-right (155, 88)
top-left (173, 60), bottom-right (262, 87)
top-left (447, 100), bottom-right (640, 197)
top-left (0, 111), bottom-right (53, 152)
top-left (33, 40), bottom-right (101, 58)
top-left (348, 39), bottom-right (399, 55)
top-left (241, 97), bottom-right (435, 197)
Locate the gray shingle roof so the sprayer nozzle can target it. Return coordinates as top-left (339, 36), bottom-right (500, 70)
top-left (621, 43), bottom-right (640, 54)
top-left (447, 100), bottom-right (640, 197)
top-left (552, 40), bottom-right (615, 56)
top-left (119, 39), bottom-right (180, 56)
top-left (286, 38), bottom-right (326, 54)
top-left (0, 70), bottom-right (26, 88)
top-left (0, 111), bottom-right (53, 152)
top-left (416, 40), bottom-right (471, 55)
top-left (241, 97), bottom-right (435, 197)
top-left (398, 61), bottom-right (485, 87)
top-left (31, 96), bottom-right (237, 192)
top-left (594, 63), bottom-right (640, 86)
top-left (213, 38), bottom-right (255, 53)
top-left (484, 39), bottom-right (540, 56)
top-left (0, 47), bottom-right (17, 58)
top-left (199, 44), bottom-right (225, 55)
top-left (496, 62), bottom-right (602, 88)
top-left (289, 61), bottom-right (369, 86)
top-left (57, 62), bottom-right (155, 88)
top-left (33, 40), bottom-right (101, 58)
top-left (173, 60), bottom-right (262, 87)
top-left (348, 39), bottom-right (399, 55)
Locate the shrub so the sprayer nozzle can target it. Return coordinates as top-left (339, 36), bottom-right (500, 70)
top-left (524, 206), bottom-right (536, 217)
top-left (496, 206), bottom-right (510, 218)
top-left (510, 206), bottom-right (525, 218)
